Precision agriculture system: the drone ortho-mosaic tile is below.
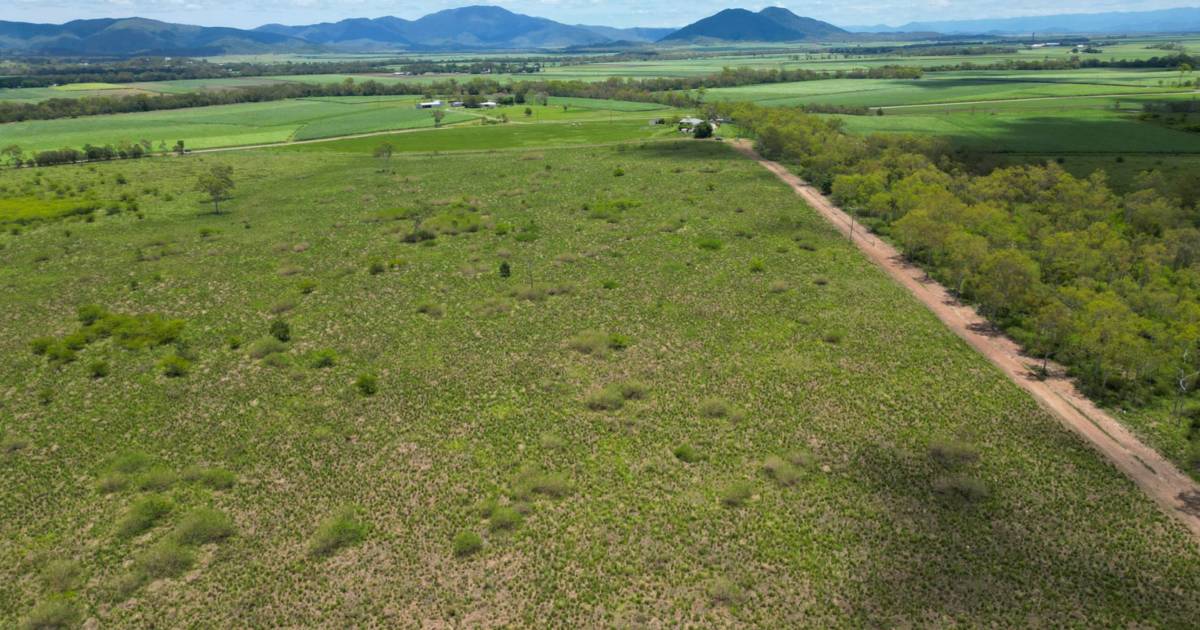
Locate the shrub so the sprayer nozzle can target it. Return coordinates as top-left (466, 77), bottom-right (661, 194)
top-left (171, 508), bottom-right (236, 545)
top-left (298, 280), bottom-right (317, 294)
top-left (488, 506), bottom-right (523, 531)
top-left (749, 258), bottom-right (766, 273)
top-left (30, 337), bottom-right (54, 355)
top-left (699, 398), bottom-right (731, 418)
top-left (117, 494), bottom-right (174, 537)
top-left (584, 386), bottom-right (625, 411)
top-left (416, 302), bottom-right (445, 318)
top-left (617, 380), bottom-right (647, 400)
top-left (929, 440), bottom-right (980, 468)
top-left (158, 354), bottom-right (190, 377)
top-left (613, 167), bottom-right (625, 177)
top-left (181, 466), bottom-right (236, 490)
top-left (707, 577), bottom-right (745, 605)
top-left (452, 530), bottom-right (483, 557)
top-left (108, 451), bottom-right (153, 474)
top-left (499, 261), bottom-right (511, 277)
top-left (786, 449), bottom-right (816, 470)
top-left (823, 332), bottom-right (843, 345)
top-left (606, 333), bottom-right (632, 350)
top-left (269, 319), bottom-right (290, 342)
top-left (932, 474), bottom-right (989, 503)
top-left (673, 444), bottom-right (703, 463)
top-left (310, 349), bottom-right (337, 369)
top-left (20, 598), bottom-right (81, 630)
top-left (136, 541), bottom-right (194, 579)
top-left (356, 372), bottom-right (378, 396)
top-left (41, 559), bottom-right (83, 593)
top-left (697, 237), bottom-right (723, 251)
top-left (134, 466), bottom-right (177, 491)
top-left (720, 481), bottom-right (753, 507)
top-left (514, 467), bottom-right (573, 499)
top-left (226, 336), bottom-right (242, 350)
top-left (310, 506), bottom-right (368, 557)
top-left (248, 336), bottom-right (286, 359)
top-left (567, 330), bottom-right (608, 355)
top-left (368, 261), bottom-right (385, 275)
top-left (88, 360), bottom-right (109, 379)
top-left (762, 455), bottom-right (802, 486)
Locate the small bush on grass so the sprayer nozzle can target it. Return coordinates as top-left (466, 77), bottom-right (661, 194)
top-left (41, 559), bottom-right (83, 593)
top-left (416, 302), bottom-right (445, 318)
top-left (355, 372), bottom-right (378, 396)
top-left (617, 380), bottom-right (648, 400)
top-left (567, 330), bottom-right (608, 355)
top-left (248, 336), bottom-right (286, 359)
top-left (108, 451), bottom-right (153, 474)
top-left (488, 506), bottom-right (523, 531)
top-left (452, 531), bottom-right (483, 557)
top-left (88, 360), bottom-right (109, 379)
top-left (697, 237), bottom-right (723, 251)
top-left (134, 466), bottom-right (177, 491)
top-left (20, 598), bottom-right (81, 630)
top-left (749, 258), bottom-right (765, 273)
top-left (707, 577), bottom-right (746, 606)
top-left (117, 494), bottom-right (174, 537)
top-left (181, 466), bottom-right (236, 490)
top-left (699, 398), bottom-right (731, 418)
top-left (171, 508), bottom-right (235, 545)
top-left (310, 507), bottom-right (368, 557)
top-left (158, 354), bottom-right (190, 377)
top-left (929, 440), bottom-right (980, 468)
top-left (762, 455), bottom-right (802, 486)
top-left (720, 481), bottom-right (753, 507)
top-left (310, 349), bottom-right (337, 369)
top-left (513, 467), bottom-right (573, 499)
top-left (269, 319), bottom-right (291, 342)
top-left (368, 261), bottom-right (385, 275)
top-left (136, 541), bottom-right (194, 579)
top-left (585, 386), bottom-right (625, 411)
top-left (673, 444), bottom-right (703, 463)
top-left (933, 474), bottom-right (989, 503)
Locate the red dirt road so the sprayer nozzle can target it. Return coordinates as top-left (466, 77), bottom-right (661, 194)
top-left (732, 139), bottom-right (1200, 540)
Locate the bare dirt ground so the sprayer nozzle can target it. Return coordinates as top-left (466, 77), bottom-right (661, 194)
top-left (732, 139), bottom-right (1200, 540)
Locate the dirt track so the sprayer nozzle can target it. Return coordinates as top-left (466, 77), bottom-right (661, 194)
top-left (732, 139), bottom-right (1200, 540)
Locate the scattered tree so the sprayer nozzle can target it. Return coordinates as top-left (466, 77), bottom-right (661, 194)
top-left (195, 164), bottom-right (235, 213)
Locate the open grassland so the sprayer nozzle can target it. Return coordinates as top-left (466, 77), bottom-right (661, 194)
top-left (0, 96), bottom-right (475, 152)
top-left (1, 139), bottom-right (1199, 627)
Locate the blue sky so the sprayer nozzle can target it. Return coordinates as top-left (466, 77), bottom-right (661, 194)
top-left (6, 0), bottom-right (1199, 29)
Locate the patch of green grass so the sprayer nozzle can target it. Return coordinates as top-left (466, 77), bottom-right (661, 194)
top-left (117, 494), bottom-right (174, 537)
top-left (452, 531), bottom-right (483, 557)
top-left (170, 508), bottom-right (236, 545)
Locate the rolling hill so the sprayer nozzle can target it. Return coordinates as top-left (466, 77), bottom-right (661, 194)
top-left (0, 17), bottom-right (315, 56)
top-left (661, 7), bottom-right (848, 42)
top-left (848, 6), bottom-right (1200, 34)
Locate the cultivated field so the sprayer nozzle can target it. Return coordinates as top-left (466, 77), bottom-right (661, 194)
top-left (2, 137), bottom-right (1200, 627)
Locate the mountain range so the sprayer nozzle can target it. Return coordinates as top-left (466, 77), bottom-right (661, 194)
top-left (3, 6), bottom-right (1200, 56)
top-left (849, 6), bottom-right (1200, 35)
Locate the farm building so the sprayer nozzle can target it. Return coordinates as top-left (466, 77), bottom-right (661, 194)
top-left (480, 101), bottom-right (498, 109)
top-left (417, 100), bottom-right (444, 109)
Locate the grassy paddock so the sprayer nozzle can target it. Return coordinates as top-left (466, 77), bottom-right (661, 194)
top-left (0, 138), bottom-right (1199, 626)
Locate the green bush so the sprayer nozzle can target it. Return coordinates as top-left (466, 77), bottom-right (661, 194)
top-left (567, 330), bottom-right (608, 355)
top-left (88, 359), bottom-right (109, 379)
top-left (697, 237), bottom-right (723, 251)
top-left (171, 508), bottom-right (236, 545)
top-left (762, 455), bottom-right (802, 486)
top-left (108, 451), bottom-right (153, 474)
top-left (488, 506), bottom-right (523, 531)
top-left (181, 466), bottom-right (236, 490)
top-left (933, 474), bottom-right (989, 503)
top-left (720, 481), bottom-right (753, 507)
top-left (136, 541), bottom-right (194, 578)
top-left (355, 372), bottom-right (378, 396)
top-left (40, 559), bottom-right (83, 593)
top-left (134, 466), bottom-right (177, 491)
top-left (416, 302), bottom-right (445, 318)
top-left (749, 258), bottom-right (765, 273)
top-left (310, 349), bottom-right (337, 369)
top-left (158, 354), bottom-right (190, 377)
top-left (117, 494), bottom-right (174, 537)
top-left (452, 530), bottom-right (483, 557)
top-left (269, 319), bottom-right (290, 342)
top-left (673, 444), bottom-right (704, 463)
top-left (310, 506), bottom-right (368, 557)
top-left (368, 261), bottom-right (385, 275)
top-left (20, 598), bottom-right (81, 630)
top-left (248, 336), bottom-right (286, 359)
top-left (584, 386), bottom-right (625, 411)
top-left (699, 398), bottom-right (731, 418)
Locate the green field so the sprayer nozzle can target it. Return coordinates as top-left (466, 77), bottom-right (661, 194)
top-left (2, 136), bottom-right (1200, 627)
top-left (0, 96), bottom-right (477, 152)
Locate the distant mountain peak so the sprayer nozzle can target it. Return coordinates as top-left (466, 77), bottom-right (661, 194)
top-left (662, 7), bottom-right (847, 42)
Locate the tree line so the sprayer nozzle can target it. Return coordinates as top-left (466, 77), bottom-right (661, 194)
top-left (0, 64), bottom-right (927, 124)
top-left (720, 102), bottom-right (1200, 428)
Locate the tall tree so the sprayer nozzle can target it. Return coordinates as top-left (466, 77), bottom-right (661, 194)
top-left (195, 164), bottom-right (235, 214)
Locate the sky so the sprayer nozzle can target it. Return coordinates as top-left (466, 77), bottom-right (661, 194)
top-left (6, 0), bottom-right (1200, 29)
